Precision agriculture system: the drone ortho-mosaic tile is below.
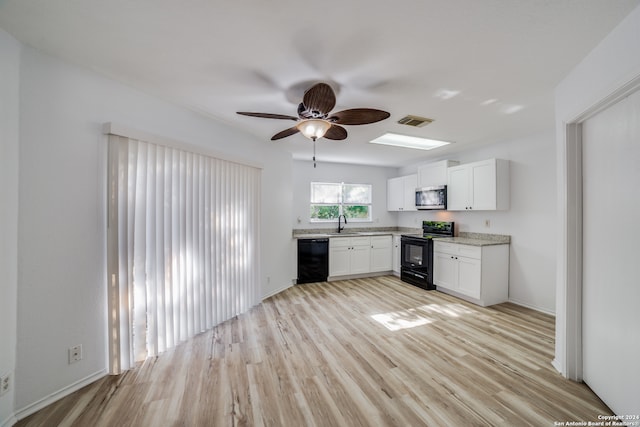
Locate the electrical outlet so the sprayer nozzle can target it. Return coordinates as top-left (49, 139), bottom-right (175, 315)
top-left (0, 372), bottom-right (10, 397)
top-left (69, 345), bottom-right (83, 364)
top-left (484, 219), bottom-right (491, 228)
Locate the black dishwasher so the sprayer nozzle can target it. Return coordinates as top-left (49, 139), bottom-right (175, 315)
top-left (297, 238), bottom-right (329, 284)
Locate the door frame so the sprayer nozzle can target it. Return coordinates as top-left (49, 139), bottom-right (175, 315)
top-left (555, 74), bottom-right (640, 381)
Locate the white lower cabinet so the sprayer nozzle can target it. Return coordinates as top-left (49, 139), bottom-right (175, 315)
top-left (370, 235), bottom-right (392, 272)
top-left (329, 236), bottom-right (371, 276)
top-left (433, 241), bottom-right (508, 306)
top-left (329, 235), bottom-right (393, 278)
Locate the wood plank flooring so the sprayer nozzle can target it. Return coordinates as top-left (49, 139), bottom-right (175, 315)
top-left (16, 276), bottom-right (611, 426)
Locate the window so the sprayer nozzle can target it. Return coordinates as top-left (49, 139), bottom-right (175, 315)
top-left (107, 135), bottom-right (261, 373)
top-left (310, 182), bottom-right (372, 222)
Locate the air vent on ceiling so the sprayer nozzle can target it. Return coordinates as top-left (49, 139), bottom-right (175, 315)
top-left (397, 115), bottom-right (434, 127)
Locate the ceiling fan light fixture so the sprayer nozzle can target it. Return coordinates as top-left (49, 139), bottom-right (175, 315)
top-left (296, 119), bottom-right (332, 141)
top-left (369, 133), bottom-right (452, 150)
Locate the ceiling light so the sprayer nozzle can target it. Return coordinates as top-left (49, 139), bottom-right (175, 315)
top-left (296, 119), bottom-right (332, 141)
top-left (369, 133), bottom-right (451, 151)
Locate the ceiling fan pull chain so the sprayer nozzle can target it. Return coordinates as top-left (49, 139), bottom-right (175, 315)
top-left (313, 140), bottom-right (317, 168)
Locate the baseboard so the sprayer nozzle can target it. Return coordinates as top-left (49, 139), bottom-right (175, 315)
top-left (328, 271), bottom-right (393, 281)
top-left (551, 358), bottom-right (563, 376)
top-left (1, 414), bottom-right (17, 427)
top-left (15, 369), bottom-right (107, 422)
top-left (507, 298), bottom-right (555, 316)
top-left (261, 283), bottom-right (292, 300)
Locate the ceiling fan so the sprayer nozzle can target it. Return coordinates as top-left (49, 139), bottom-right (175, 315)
top-left (237, 82), bottom-right (390, 142)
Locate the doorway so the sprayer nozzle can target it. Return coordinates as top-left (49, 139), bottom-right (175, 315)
top-left (581, 88), bottom-right (640, 414)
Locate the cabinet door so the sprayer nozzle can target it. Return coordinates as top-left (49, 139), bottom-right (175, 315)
top-left (417, 160), bottom-right (458, 187)
top-left (403, 174), bottom-right (418, 211)
top-left (433, 252), bottom-right (457, 290)
top-left (392, 235), bottom-right (401, 274)
top-left (447, 166), bottom-right (470, 210)
top-left (329, 245), bottom-right (350, 276)
top-left (350, 245), bottom-right (371, 274)
top-left (457, 256), bottom-right (482, 298)
top-left (471, 160), bottom-right (497, 210)
top-left (387, 177), bottom-right (404, 211)
top-left (370, 236), bottom-right (392, 272)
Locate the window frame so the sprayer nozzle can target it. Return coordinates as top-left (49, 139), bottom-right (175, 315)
top-left (309, 181), bottom-right (373, 223)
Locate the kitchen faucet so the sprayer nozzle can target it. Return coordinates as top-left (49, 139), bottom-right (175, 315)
top-left (337, 214), bottom-right (347, 233)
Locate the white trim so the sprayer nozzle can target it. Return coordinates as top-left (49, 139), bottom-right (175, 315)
top-left (563, 123), bottom-right (583, 382)
top-left (568, 71), bottom-right (640, 123)
top-left (507, 298), bottom-right (555, 316)
top-left (14, 369), bottom-right (107, 421)
top-left (103, 122), bottom-right (263, 170)
top-left (261, 283), bottom-right (293, 300)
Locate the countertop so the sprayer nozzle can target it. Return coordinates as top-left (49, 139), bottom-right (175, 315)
top-left (292, 227), bottom-right (420, 239)
top-left (293, 229), bottom-right (511, 246)
top-left (433, 232), bottom-right (510, 247)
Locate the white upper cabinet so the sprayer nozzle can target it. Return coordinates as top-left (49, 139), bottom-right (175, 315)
top-left (387, 174), bottom-right (417, 211)
top-left (446, 159), bottom-right (509, 211)
top-left (417, 160), bottom-right (459, 188)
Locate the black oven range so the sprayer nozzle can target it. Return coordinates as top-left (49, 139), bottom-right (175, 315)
top-left (400, 221), bottom-right (454, 290)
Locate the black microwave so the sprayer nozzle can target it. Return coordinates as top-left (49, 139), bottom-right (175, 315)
top-left (415, 185), bottom-right (447, 210)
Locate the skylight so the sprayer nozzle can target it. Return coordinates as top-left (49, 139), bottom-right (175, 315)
top-left (369, 133), bottom-right (451, 151)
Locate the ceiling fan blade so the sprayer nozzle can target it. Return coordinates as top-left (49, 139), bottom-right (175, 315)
top-left (329, 108), bottom-right (390, 125)
top-left (237, 112), bottom-right (298, 121)
top-left (271, 126), bottom-right (300, 140)
top-left (302, 83), bottom-right (336, 116)
top-left (323, 125), bottom-right (348, 140)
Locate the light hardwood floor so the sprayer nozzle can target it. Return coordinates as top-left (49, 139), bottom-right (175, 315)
top-left (17, 276), bottom-right (611, 426)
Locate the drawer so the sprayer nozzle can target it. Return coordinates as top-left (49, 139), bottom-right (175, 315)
top-left (350, 236), bottom-right (371, 246)
top-left (330, 236), bottom-right (371, 247)
top-left (434, 241), bottom-right (481, 259)
top-left (433, 241), bottom-right (459, 255)
top-left (458, 245), bottom-right (481, 259)
top-left (330, 237), bottom-right (351, 248)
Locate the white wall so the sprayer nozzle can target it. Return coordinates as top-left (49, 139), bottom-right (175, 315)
top-left (553, 0), bottom-right (640, 402)
top-left (14, 45), bottom-right (293, 415)
top-left (292, 160), bottom-right (398, 231)
top-left (398, 131), bottom-right (557, 314)
top-left (0, 29), bottom-right (20, 427)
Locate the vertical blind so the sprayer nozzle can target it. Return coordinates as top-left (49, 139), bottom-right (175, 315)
top-left (107, 135), bottom-right (261, 373)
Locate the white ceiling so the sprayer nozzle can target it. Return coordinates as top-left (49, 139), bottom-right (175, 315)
top-left (1, 0), bottom-right (638, 167)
